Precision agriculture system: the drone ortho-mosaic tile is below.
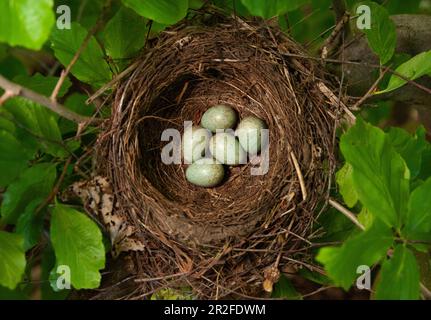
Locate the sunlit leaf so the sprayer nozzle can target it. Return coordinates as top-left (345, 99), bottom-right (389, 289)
top-left (122, 0), bottom-right (188, 25)
top-left (50, 204), bottom-right (105, 289)
top-left (374, 245), bottom-right (420, 300)
top-left (0, 0), bottom-right (54, 50)
top-left (51, 22), bottom-right (112, 86)
top-left (357, 2), bottom-right (396, 64)
top-left (376, 51), bottom-right (431, 94)
top-left (317, 220), bottom-right (393, 290)
top-left (0, 232), bottom-right (26, 290)
top-left (340, 119), bottom-right (410, 228)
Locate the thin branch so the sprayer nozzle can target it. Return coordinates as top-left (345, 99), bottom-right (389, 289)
top-left (281, 52), bottom-right (431, 96)
top-left (328, 198), bottom-right (365, 230)
top-left (35, 157), bottom-right (72, 215)
top-left (352, 66), bottom-right (390, 110)
top-left (321, 12), bottom-right (350, 60)
top-left (290, 150), bottom-right (307, 201)
top-left (317, 81), bottom-right (356, 123)
top-left (50, 0), bottom-right (113, 101)
top-left (86, 59), bottom-right (141, 104)
top-left (420, 283), bottom-right (431, 300)
top-left (0, 75), bottom-right (97, 124)
top-left (332, 0), bottom-right (348, 25)
top-left (0, 90), bottom-right (17, 105)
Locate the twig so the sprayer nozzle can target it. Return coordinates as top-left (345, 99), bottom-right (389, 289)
top-left (281, 52), bottom-right (431, 96)
top-left (50, 0), bottom-right (113, 101)
top-left (0, 90), bottom-right (16, 105)
top-left (328, 198), bottom-right (365, 230)
top-left (35, 157), bottom-right (72, 215)
top-left (352, 66), bottom-right (390, 110)
top-left (332, 0), bottom-right (347, 21)
top-left (0, 75), bottom-right (96, 124)
top-left (321, 13), bottom-right (350, 60)
top-left (289, 150), bottom-right (307, 201)
top-left (86, 59), bottom-right (142, 104)
top-left (317, 81), bottom-right (356, 123)
top-left (420, 283), bottom-right (431, 300)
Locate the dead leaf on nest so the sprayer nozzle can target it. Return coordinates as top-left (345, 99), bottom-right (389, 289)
top-left (64, 175), bottom-right (145, 258)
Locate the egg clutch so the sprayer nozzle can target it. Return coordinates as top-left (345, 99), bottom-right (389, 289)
top-left (182, 104), bottom-right (268, 188)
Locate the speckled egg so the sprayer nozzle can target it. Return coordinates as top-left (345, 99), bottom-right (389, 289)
top-left (209, 132), bottom-right (247, 165)
top-left (235, 116), bottom-right (268, 155)
top-left (182, 125), bottom-right (212, 163)
top-left (201, 104), bottom-right (238, 132)
top-left (185, 158), bottom-right (225, 187)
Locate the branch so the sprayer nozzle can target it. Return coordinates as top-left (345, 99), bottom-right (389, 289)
top-left (331, 0), bottom-right (350, 37)
top-left (50, 0), bottom-right (113, 101)
top-left (340, 15), bottom-right (431, 110)
top-left (0, 74), bottom-right (97, 124)
top-left (328, 198), bottom-right (365, 230)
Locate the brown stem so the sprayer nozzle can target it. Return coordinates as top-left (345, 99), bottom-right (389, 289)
top-left (0, 74), bottom-right (97, 124)
top-left (50, 0), bottom-right (113, 101)
top-left (35, 157), bottom-right (72, 215)
top-left (332, 0), bottom-right (350, 37)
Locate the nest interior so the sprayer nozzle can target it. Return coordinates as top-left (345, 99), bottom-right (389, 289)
top-left (97, 12), bottom-right (340, 299)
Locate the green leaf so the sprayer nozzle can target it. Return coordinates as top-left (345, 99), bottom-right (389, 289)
top-left (358, 2), bottom-right (396, 64)
top-left (0, 130), bottom-right (32, 187)
top-left (0, 231), bottom-right (26, 290)
top-left (387, 126), bottom-right (427, 179)
top-left (4, 97), bottom-right (67, 158)
top-left (13, 74), bottom-right (71, 98)
top-left (59, 93), bottom-right (96, 135)
top-left (1, 163), bottom-right (56, 225)
top-left (241, 0), bottom-right (308, 18)
top-left (188, 0), bottom-right (204, 10)
top-left (374, 245), bottom-right (420, 300)
top-left (103, 7), bottom-right (147, 62)
top-left (41, 245), bottom-right (69, 300)
top-left (376, 51), bottom-right (431, 94)
top-left (340, 119), bottom-right (410, 228)
top-left (404, 177), bottom-right (431, 236)
top-left (50, 204), bottom-right (105, 289)
top-left (316, 220), bottom-right (393, 290)
top-left (315, 207), bottom-right (355, 243)
top-left (272, 274), bottom-right (301, 299)
top-left (336, 163), bottom-right (358, 208)
top-left (51, 22), bottom-right (111, 86)
top-left (418, 144), bottom-right (431, 180)
top-left (122, 0), bottom-right (188, 25)
top-left (0, 285), bottom-right (28, 300)
top-left (357, 207), bottom-right (374, 230)
top-left (0, 0), bottom-right (55, 50)
top-left (16, 198), bottom-right (46, 251)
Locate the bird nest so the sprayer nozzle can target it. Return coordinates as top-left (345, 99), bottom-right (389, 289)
top-left (95, 12), bottom-right (342, 299)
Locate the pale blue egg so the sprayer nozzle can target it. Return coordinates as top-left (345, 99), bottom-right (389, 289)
top-left (185, 158), bottom-right (225, 187)
top-left (182, 126), bottom-right (212, 163)
top-left (235, 116), bottom-right (268, 155)
top-left (209, 132), bottom-right (247, 165)
top-left (201, 104), bottom-right (238, 132)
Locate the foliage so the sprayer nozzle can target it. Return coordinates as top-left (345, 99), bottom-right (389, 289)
top-left (377, 51), bottom-right (431, 94)
top-left (318, 119), bottom-right (431, 299)
top-left (357, 1), bottom-right (396, 64)
top-left (50, 204), bottom-right (105, 289)
top-left (0, 0), bottom-right (430, 300)
top-left (0, 0), bottom-right (55, 50)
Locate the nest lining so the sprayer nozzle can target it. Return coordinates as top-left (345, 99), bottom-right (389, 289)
top-left (97, 12), bottom-right (341, 299)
